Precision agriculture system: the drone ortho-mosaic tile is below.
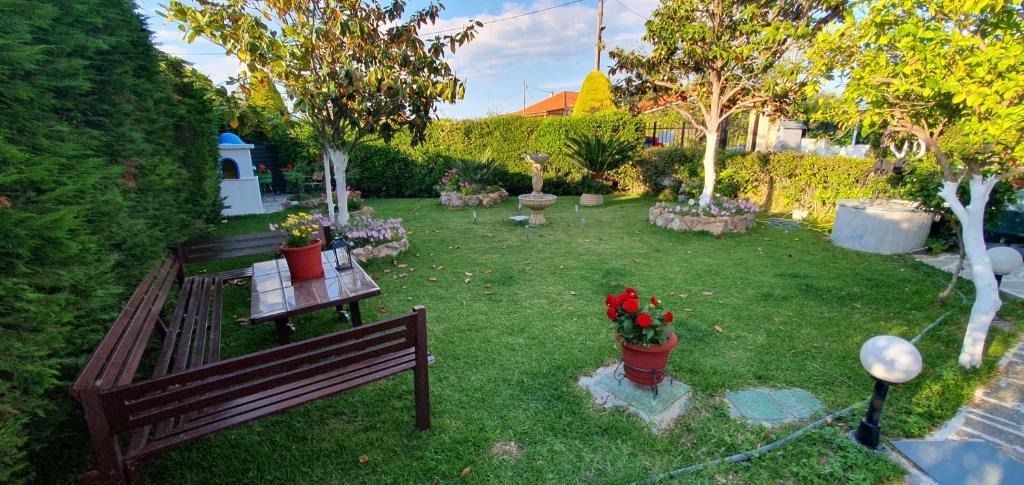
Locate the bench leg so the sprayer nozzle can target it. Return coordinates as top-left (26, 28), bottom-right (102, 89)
top-left (275, 318), bottom-right (293, 345)
top-left (413, 307), bottom-right (430, 430)
top-left (349, 301), bottom-right (363, 327)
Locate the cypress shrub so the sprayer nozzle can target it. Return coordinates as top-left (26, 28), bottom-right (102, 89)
top-left (0, 1), bottom-right (220, 480)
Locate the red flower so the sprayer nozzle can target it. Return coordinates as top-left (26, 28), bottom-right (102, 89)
top-left (622, 298), bottom-right (639, 313)
top-left (637, 313), bottom-right (652, 327)
top-left (605, 293), bottom-right (620, 307)
top-left (650, 296), bottom-right (658, 306)
top-left (625, 287), bottom-right (638, 299)
top-left (606, 306), bottom-right (617, 320)
top-left (258, 163), bottom-right (267, 170)
top-left (663, 311), bottom-right (674, 324)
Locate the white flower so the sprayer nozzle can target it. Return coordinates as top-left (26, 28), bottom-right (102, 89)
top-left (688, 199), bottom-right (696, 205)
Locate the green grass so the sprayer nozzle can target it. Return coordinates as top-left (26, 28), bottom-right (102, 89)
top-left (82, 197), bottom-right (1024, 483)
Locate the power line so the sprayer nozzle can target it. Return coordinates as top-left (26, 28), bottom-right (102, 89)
top-left (419, 0), bottom-right (585, 37)
top-left (613, 0), bottom-right (649, 21)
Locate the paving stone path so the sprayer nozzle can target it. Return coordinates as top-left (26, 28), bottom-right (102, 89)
top-left (914, 252), bottom-right (1024, 300)
top-left (895, 338), bottom-right (1024, 484)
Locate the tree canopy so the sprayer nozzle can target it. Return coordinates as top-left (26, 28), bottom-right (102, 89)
top-left (611, 0), bottom-right (845, 206)
top-left (814, 0), bottom-right (1023, 367)
top-left (166, 0), bottom-right (479, 223)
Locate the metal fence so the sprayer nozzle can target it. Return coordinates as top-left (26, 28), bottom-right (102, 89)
top-left (646, 113), bottom-right (751, 151)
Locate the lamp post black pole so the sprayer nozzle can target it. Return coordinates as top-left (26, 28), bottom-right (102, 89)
top-left (855, 379), bottom-right (890, 449)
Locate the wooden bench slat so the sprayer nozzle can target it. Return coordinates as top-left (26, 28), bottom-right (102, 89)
top-left (162, 349), bottom-right (417, 439)
top-left (208, 279), bottom-right (223, 363)
top-left (182, 245), bottom-right (284, 263)
top-left (133, 353), bottom-right (419, 462)
top-left (111, 336), bottom-right (413, 431)
top-left (111, 314), bottom-right (413, 398)
top-left (181, 231), bottom-right (284, 248)
top-left (73, 256), bottom-right (180, 395)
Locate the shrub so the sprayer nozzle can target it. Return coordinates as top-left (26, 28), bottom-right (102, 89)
top-left (572, 71), bottom-right (617, 115)
top-left (0, 2), bottom-right (220, 479)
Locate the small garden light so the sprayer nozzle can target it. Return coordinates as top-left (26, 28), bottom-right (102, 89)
top-left (329, 237), bottom-right (353, 272)
top-left (987, 246), bottom-right (1022, 288)
top-left (855, 335), bottom-right (923, 449)
top-left (472, 209), bottom-right (478, 223)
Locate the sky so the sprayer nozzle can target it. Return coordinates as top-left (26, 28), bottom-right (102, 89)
top-left (135, 0), bottom-right (660, 119)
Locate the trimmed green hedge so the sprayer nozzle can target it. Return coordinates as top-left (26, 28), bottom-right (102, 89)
top-left (280, 112), bottom-right (646, 197)
top-left (0, 2), bottom-right (220, 480)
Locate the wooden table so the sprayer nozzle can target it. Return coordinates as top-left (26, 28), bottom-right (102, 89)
top-left (250, 252), bottom-right (380, 344)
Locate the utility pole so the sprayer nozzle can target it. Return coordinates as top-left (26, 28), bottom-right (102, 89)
top-left (594, 0), bottom-right (604, 71)
top-left (522, 80), bottom-right (527, 116)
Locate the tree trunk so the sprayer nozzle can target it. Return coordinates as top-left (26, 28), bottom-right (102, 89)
top-left (699, 130), bottom-right (719, 207)
top-left (321, 144), bottom-right (335, 224)
top-left (328, 148), bottom-right (350, 227)
top-left (938, 176), bottom-right (1001, 368)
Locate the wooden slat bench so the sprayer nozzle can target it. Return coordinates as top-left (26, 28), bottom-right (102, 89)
top-left (175, 230), bottom-right (286, 281)
top-left (72, 233), bottom-right (431, 484)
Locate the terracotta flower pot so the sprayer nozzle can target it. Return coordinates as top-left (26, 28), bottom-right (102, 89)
top-left (618, 330), bottom-right (678, 386)
top-left (579, 193), bottom-right (604, 206)
top-left (280, 240), bottom-right (324, 282)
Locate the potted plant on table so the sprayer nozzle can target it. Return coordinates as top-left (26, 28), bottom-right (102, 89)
top-left (565, 133), bottom-right (639, 206)
top-left (270, 211), bottom-right (326, 281)
top-left (604, 288), bottom-right (677, 386)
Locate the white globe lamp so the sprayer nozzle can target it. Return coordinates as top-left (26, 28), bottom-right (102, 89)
top-left (855, 335), bottom-right (923, 449)
top-left (988, 246), bottom-right (1022, 288)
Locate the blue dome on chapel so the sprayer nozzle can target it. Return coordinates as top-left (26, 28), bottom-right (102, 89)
top-left (218, 132), bottom-right (245, 145)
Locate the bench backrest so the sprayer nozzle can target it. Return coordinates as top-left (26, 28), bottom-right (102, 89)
top-left (96, 307), bottom-right (427, 436)
top-left (71, 256), bottom-right (181, 397)
top-left (176, 231), bottom-right (286, 264)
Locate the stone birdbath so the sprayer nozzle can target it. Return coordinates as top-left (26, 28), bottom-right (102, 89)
top-left (518, 154), bottom-right (557, 225)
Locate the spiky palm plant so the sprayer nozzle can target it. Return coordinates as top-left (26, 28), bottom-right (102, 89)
top-left (563, 133), bottom-right (639, 192)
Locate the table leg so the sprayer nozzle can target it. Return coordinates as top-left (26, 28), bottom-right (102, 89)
top-left (350, 301), bottom-right (363, 327)
top-left (275, 318), bottom-right (293, 345)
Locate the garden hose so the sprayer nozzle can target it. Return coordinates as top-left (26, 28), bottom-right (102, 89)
top-left (632, 311), bottom-right (951, 484)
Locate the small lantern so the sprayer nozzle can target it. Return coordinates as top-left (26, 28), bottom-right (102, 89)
top-left (330, 237), bottom-right (353, 272)
top-left (988, 246), bottom-right (1022, 288)
top-left (855, 335), bottom-right (923, 449)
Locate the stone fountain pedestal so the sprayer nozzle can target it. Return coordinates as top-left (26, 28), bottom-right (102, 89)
top-left (518, 153), bottom-right (557, 225)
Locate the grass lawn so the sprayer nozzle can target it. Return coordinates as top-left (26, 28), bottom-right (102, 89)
top-left (135, 196), bottom-right (1019, 483)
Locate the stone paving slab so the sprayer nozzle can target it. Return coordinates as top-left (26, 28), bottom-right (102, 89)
top-left (723, 388), bottom-right (825, 427)
top-left (893, 440), bottom-right (1024, 485)
top-left (578, 364), bottom-right (692, 432)
top-left (913, 253), bottom-right (1024, 299)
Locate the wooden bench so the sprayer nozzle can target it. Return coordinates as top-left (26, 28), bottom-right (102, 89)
top-left (174, 231), bottom-right (286, 282)
top-left (72, 236), bottom-right (431, 484)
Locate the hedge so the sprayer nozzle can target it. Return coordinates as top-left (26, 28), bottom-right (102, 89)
top-left (280, 111), bottom-right (646, 197)
top-left (0, 2), bottom-right (220, 480)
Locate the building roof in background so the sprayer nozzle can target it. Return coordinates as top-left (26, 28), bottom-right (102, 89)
top-left (512, 91), bottom-right (578, 117)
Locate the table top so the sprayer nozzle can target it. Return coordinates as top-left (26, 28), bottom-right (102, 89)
top-left (250, 252), bottom-right (380, 323)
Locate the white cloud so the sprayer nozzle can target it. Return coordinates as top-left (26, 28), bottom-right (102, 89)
top-left (427, 0), bottom-right (657, 83)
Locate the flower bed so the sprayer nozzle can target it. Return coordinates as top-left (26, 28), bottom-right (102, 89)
top-left (340, 216), bottom-right (409, 262)
top-left (439, 189), bottom-right (509, 209)
top-left (649, 197), bottom-right (759, 235)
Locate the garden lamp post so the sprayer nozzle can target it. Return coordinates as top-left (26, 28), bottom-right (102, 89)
top-left (987, 246), bottom-right (1022, 288)
top-left (855, 335), bottom-right (923, 449)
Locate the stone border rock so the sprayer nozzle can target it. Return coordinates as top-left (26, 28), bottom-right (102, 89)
top-left (439, 189), bottom-right (509, 209)
top-left (351, 237), bottom-right (409, 263)
top-left (649, 202), bottom-right (756, 236)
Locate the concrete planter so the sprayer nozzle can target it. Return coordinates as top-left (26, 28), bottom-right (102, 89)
top-left (831, 199), bottom-right (934, 255)
top-left (579, 193), bottom-right (604, 206)
top-left (649, 203), bottom-right (757, 236)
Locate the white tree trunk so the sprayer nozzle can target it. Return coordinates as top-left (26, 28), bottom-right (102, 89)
top-left (321, 146), bottom-right (335, 224)
top-left (328, 148), bottom-right (350, 227)
top-left (938, 175), bottom-right (1002, 368)
top-left (699, 131), bottom-right (719, 207)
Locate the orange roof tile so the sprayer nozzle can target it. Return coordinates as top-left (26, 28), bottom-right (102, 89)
top-left (511, 91), bottom-right (578, 116)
